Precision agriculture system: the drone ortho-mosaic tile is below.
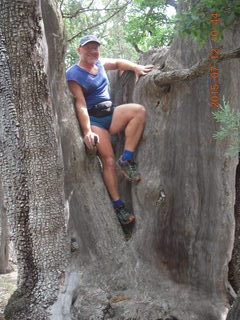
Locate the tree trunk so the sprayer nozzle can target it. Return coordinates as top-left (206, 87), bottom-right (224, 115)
top-left (0, 178), bottom-right (9, 274)
top-left (1, 0), bottom-right (239, 319)
top-left (227, 155), bottom-right (240, 319)
top-left (53, 13), bottom-right (239, 320)
top-left (0, 1), bottom-right (67, 319)
top-left (228, 155), bottom-right (240, 292)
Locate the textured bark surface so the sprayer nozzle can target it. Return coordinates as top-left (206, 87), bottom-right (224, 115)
top-left (142, 46), bottom-right (240, 86)
top-left (227, 157), bottom-right (240, 320)
top-left (0, 0), bottom-right (239, 319)
top-left (52, 17), bottom-right (239, 320)
top-left (0, 1), bottom-right (67, 319)
top-left (229, 157), bottom-right (240, 292)
top-left (0, 178), bottom-right (9, 274)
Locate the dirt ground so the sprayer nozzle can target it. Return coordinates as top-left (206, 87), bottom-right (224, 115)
top-left (0, 269), bottom-right (17, 320)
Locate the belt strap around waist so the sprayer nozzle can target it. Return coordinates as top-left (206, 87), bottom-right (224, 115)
top-left (88, 101), bottom-right (114, 117)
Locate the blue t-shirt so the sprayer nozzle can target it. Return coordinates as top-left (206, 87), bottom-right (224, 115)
top-left (66, 60), bottom-right (111, 109)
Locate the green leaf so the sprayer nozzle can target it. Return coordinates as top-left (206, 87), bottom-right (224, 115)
top-left (224, 12), bottom-right (236, 26)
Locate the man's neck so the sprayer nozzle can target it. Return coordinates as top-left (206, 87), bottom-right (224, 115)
top-left (79, 60), bottom-right (96, 70)
top-left (78, 60), bottom-right (98, 75)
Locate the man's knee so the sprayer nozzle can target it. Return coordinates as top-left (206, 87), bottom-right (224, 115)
top-left (135, 104), bottom-right (146, 120)
top-left (102, 156), bottom-right (116, 169)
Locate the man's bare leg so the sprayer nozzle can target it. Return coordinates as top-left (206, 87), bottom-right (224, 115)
top-left (108, 103), bottom-right (146, 181)
top-left (109, 103), bottom-right (146, 151)
top-left (91, 125), bottom-right (120, 200)
top-left (91, 125), bottom-right (135, 224)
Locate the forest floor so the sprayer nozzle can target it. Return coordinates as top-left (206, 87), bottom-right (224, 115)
top-left (0, 267), bottom-right (17, 320)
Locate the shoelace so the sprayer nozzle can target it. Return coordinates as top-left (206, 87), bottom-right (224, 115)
top-left (116, 206), bottom-right (130, 220)
top-left (127, 160), bottom-right (138, 177)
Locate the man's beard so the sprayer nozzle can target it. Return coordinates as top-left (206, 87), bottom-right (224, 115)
top-left (86, 56), bottom-right (98, 65)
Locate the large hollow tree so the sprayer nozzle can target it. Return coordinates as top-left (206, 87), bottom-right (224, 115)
top-left (0, 0), bottom-right (240, 320)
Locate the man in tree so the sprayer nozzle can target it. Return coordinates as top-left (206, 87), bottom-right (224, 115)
top-left (66, 35), bottom-right (153, 225)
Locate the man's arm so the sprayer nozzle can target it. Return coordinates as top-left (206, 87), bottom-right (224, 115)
top-left (68, 80), bottom-right (99, 150)
top-left (100, 58), bottom-right (153, 79)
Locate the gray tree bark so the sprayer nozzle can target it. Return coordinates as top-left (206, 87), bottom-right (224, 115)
top-left (228, 156), bottom-right (240, 292)
top-left (53, 11), bottom-right (239, 320)
top-left (0, 1), bottom-right (67, 319)
top-left (0, 178), bottom-right (9, 274)
top-left (227, 156), bottom-right (240, 320)
top-left (1, 0), bottom-right (240, 320)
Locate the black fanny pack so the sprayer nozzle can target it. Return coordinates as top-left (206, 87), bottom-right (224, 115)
top-left (88, 101), bottom-right (114, 117)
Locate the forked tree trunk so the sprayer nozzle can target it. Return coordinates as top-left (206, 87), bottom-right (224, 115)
top-left (54, 11), bottom-right (239, 320)
top-left (1, 0), bottom-right (240, 319)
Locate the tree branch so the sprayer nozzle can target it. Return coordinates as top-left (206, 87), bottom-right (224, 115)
top-left (59, 0), bottom-right (65, 11)
top-left (63, 0), bottom-right (129, 19)
top-left (132, 43), bottom-right (143, 54)
top-left (149, 46), bottom-right (240, 86)
top-left (67, 2), bottom-right (130, 43)
top-left (87, 0), bottom-right (95, 9)
top-left (63, 6), bottom-right (124, 18)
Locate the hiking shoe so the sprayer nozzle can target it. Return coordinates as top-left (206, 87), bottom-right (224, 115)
top-left (115, 205), bottom-right (135, 225)
top-left (116, 157), bottom-right (141, 182)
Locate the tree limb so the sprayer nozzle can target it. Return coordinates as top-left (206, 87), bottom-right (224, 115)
top-left (132, 43), bottom-right (143, 54)
top-left (149, 46), bottom-right (240, 86)
top-left (63, 0), bottom-right (129, 19)
top-left (67, 2), bottom-right (130, 43)
top-left (63, 5), bottom-right (124, 18)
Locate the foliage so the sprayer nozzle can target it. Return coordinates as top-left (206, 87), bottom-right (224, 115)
top-left (99, 11), bottom-right (140, 62)
top-left (175, 0), bottom-right (240, 46)
top-left (124, 0), bottom-right (175, 51)
top-left (62, 0), bottom-right (137, 67)
top-left (61, 0), bottom-right (176, 67)
top-left (62, 0), bottom-right (240, 67)
top-left (213, 98), bottom-right (240, 156)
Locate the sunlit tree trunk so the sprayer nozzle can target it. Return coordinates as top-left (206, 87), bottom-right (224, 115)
top-left (54, 13), bottom-right (239, 320)
top-left (1, 0), bottom-right (239, 319)
top-left (0, 1), bottom-right (67, 319)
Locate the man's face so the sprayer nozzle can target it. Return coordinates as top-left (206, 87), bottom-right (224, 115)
top-left (78, 42), bottom-right (100, 64)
